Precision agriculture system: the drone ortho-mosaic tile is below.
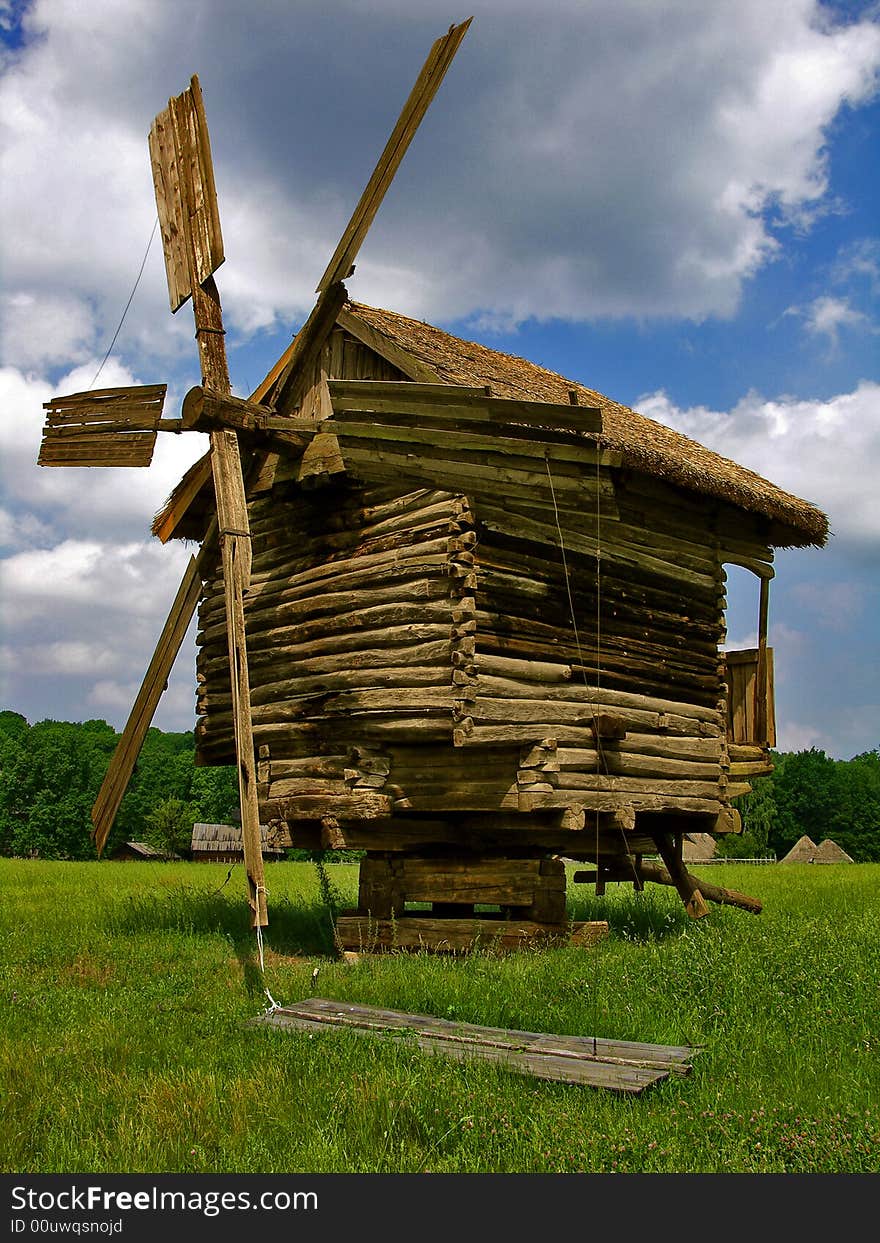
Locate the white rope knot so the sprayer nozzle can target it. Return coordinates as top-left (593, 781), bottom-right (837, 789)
top-left (254, 885), bottom-right (280, 1013)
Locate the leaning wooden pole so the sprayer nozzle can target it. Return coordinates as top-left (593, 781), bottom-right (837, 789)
top-left (650, 832), bottom-right (710, 919)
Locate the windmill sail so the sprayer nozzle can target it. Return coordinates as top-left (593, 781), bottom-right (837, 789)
top-left (149, 75), bottom-right (225, 313)
top-left (38, 384), bottom-right (167, 467)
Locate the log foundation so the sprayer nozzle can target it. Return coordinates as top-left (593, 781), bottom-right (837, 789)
top-left (334, 851), bottom-right (603, 953)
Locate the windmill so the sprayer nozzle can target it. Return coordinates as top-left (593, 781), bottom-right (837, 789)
top-left (37, 19), bottom-right (473, 928)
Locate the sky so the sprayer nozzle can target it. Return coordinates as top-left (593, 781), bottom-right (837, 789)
top-left (0, 0), bottom-right (878, 760)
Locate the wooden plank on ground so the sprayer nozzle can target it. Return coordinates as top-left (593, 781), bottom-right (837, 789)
top-left (256, 999), bottom-right (698, 1094)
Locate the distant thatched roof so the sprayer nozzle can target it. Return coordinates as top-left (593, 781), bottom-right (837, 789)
top-left (812, 839), bottom-right (854, 864)
top-left (780, 835), bottom-right (853, 863)
top-left (111, 840), bottom-right (171, 860)
top-left (780, 835), bottom-right (819, 863)
top-left (682, 832), bottom-right (717, 862)
top-left (191, 822), bottom-right (283, 857)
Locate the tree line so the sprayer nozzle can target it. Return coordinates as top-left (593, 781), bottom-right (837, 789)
top-left (721, 747), bottom-right (880, 861)
top-left (0, 711), bottom-right (238, 859)
top-left (1, 710), bottom-right (878, 861)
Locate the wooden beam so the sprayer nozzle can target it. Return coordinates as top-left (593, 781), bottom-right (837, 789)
top-left (336, 307), bottom-right (443, 382)
top-left (150, 73), bottom-right (267, 926)
top-left (263, 281), bottom-right (348, 411)
top-left (316, 19), bottom-right (472, 293)
top-left (649, 832), bottom-right (710, 919)
top-left (91, 557), bottom-right (202, 853)
top-left (638, 861), bottom-right (762, 914)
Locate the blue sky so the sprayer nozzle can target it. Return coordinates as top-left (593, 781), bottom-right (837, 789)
top-left (1, 0), bottom-right (878, 759)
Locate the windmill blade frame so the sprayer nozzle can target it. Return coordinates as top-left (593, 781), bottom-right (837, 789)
top-left (316, 18), bottom-right (472, 294)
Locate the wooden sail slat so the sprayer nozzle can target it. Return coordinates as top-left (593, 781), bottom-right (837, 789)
top-left (38, 433), bottom-right (158, 468)
top-left (149, 75), bottom-right (224, 313)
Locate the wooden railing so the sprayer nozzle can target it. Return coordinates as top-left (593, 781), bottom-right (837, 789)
top-left (723, 647), bottom-right (775, 747)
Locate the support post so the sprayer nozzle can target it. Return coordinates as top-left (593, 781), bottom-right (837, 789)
top-left (650, 832), bottom-right (710, 919)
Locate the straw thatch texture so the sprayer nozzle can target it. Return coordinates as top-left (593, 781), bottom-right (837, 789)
top-left (812, 839), bottom-right (854, 864)
top-left (344, 302), bottom-right (828, 547)
top-left (780, 835), bottom-right (819, 862)
top-left (153, 302), bottom-right (828, 548)
top-left (682, 832), bottom-right (717, 862)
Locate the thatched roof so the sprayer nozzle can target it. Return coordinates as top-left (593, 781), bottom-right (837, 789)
top-left (682, 832), bottom-right (717, 862)
top-left (345, 302), bottom-right (828, 546)
top-left (812, 839), bottom-right (854, 864)
top-left (780, 835), bottom-right (818, 863)
top-left (190, 822), bottom-right (283, 856)
top-left (111, 840), bottom-right (171, 860)
top-left (153, 300), bottom-right (828, 547)
top-left (780, 835), bottom-right (854, 863)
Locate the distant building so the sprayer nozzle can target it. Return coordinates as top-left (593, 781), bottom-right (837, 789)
top-left (110, 840), bottom-right (177, 861)
top-left (682, 832), bottom-right (717, 863)
top-left (190, 822), bottom-right (284, 863)
top-left (780, 835), bottom-right (853, 863)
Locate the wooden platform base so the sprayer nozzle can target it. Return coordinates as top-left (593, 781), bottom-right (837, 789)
top-left (256, 998), bottom-right (698, 1093)
top-left (334, 912), bottom-right (608, 953)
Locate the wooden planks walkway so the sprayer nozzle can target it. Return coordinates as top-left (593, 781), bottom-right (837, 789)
top-left (256, 998), bottom-right (698, 1094)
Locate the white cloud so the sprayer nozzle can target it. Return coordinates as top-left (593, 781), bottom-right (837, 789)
top-left (785, 295), bottom-right (873, 345)
top-left (0, 0), bottom-right (878, 355)
top-left (635, 381), bottom-right (880, 553)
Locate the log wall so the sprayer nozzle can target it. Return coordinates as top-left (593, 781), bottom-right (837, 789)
top-left (195, 326), bottom-right (777, 847)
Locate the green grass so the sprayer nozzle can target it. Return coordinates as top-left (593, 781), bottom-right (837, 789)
top-left (1, 858), bottom-right (878, 1173)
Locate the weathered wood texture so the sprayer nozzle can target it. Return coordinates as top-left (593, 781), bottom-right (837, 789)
top-left (333, 915), bottom-right (608, 955)
top-left (149, 75), bottom-right (224, 313)
top-left (257, 998), bottom-right (694, 1093)
top-left (39, 385), bottom-right (166, 467)
top-left (725, 647), bottom-right (776, 749)
top-left (354, 852), bottom-right (567, 925)
top-left (149, 71), bottom-right (266, 925)
top-left (316, 19), bottom-right (472, 293)
top-left (194, 324), bottom-right (781, 893)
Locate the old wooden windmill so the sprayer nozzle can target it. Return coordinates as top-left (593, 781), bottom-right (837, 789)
top-left (38, 16), bottom-right (828, 951)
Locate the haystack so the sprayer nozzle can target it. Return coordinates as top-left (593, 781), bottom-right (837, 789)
top-left (780, 835), bottom-right (818, 863)
top-left (812, 839), bottom-right (854, 864)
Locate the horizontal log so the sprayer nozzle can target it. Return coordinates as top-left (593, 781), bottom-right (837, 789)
top-left (327, 378), bottom-right (603, 434)
top-left (474, 500), bottom-right (719, 574)
top-left (638, 861), bottom-right (762, 914)
top-left (520, 789), bottom-right (723, 815)
top-left (200, 580), bottom-right (454, 644)
top-left (264, 790), bottom-right (394, 822)
top-left (333, 915), bottom-right (576, 953)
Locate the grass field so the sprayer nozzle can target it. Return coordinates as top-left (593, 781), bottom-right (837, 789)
top-left (1, 857), bottom-right (877, 1173)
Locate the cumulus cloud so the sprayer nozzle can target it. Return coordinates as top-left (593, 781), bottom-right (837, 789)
top-left (1, 0), bottom-right (878, 370)
top-left (635, 381), bottom-right (880, 554)
top-left (785, 295), bottom-right (874, 345)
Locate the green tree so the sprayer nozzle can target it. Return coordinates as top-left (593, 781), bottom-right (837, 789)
top-left (0, 718), bottom-right (117, 858)
top-left (143, 796), bottom-right (196, 858)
